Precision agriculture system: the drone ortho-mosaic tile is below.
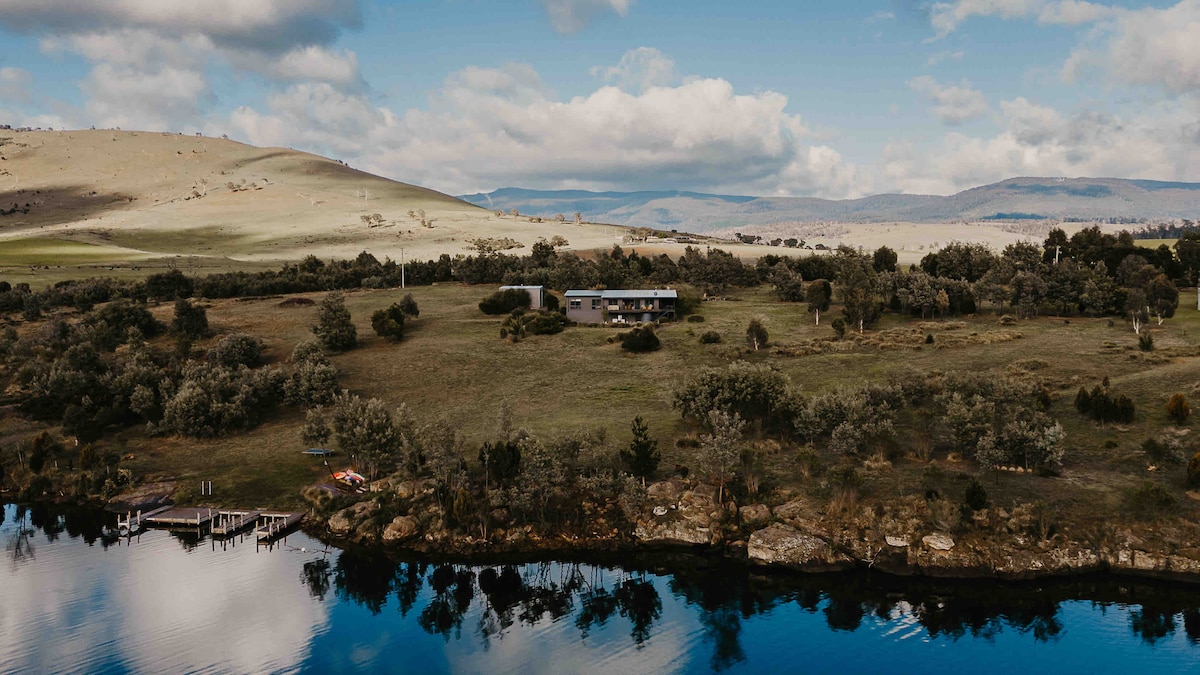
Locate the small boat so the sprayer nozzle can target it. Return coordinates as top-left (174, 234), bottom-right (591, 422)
top-left (332, 470), bottom-right (365, 487)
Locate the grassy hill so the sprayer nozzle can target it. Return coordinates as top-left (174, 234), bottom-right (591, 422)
top-left (0, 129), bottom-right (642, 282)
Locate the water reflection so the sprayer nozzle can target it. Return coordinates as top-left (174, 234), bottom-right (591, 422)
top-left (4, 503), bottom-right (1200, 674)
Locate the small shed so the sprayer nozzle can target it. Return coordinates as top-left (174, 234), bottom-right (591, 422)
top-left (499, 285), bottom-right (545, 310)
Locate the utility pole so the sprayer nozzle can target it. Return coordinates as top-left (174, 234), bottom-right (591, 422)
top-left (401, 248), bottom-right (406, 289)
top-left (1055, 245), bottom-right (1061, 264)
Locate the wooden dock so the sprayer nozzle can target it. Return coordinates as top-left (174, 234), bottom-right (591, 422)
top-left (255, 512), bottom-right (305, 541)
top-left (143, 506), bottom-right (216, 528)
top-left (210, 510), bottom-right (262, 536)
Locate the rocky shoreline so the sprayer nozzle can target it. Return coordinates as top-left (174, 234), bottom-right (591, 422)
top-left (312, 478), bottom-right (1200, 585)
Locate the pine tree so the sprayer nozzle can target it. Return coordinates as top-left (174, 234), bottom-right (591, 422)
top-left (313, 292), bottom-right (357, 351)
top-left (620, 416), bottom-right (661, 486)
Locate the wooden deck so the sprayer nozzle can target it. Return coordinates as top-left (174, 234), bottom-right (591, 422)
top-left (210, 510), bottom-right (262, 536)
top-left (143, 507), bottom-right (216, 528)
top-left (255, 512), bottom-right (305, 541)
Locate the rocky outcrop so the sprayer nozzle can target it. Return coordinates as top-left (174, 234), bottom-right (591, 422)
top-left (739, 504), bottom-right (771, 526)
top-left (636, 487), bottom-right (721, 546)
top-left (328, 500), bottom-right (379, 536)
top-left (747, 524), bottom-right (854, 572)
top-left (382, 515), bottom-right (420, 543)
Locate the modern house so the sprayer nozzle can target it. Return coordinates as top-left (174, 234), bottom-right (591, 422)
top-left (499, 285), bottom-right (546, 310)
top-left (565, 289), bottom-right (678, 324)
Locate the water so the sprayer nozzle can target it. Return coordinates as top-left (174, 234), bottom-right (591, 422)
top-left (2, 503), bottom-right (1199, 674)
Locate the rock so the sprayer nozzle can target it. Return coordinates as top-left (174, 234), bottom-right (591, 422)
top-left (772, 498), bottom-right (816, 522)
top-left (383, 515), bottom-right (420, 543)
top-left (740, 504), bottom-right (771, 526)
top-left (691, 483), bottom-right (718, 502)
top-left (647, 480), bottom-right (683, 501)
top-left (328, 508), bottom-right (354, 535)
top-left (635, 518), bottom-right (716, 546)
top-left (923, 533), bottom-right (955, 551)
top-left (885, 535), bottom-right (910, 548)
top-left (747, 524), bottom-right (854, 571)
top-left (653, 506), bottom-right (669, 517)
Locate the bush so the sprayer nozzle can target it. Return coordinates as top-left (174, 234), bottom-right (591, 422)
top-left (925, 333), bottom-right (935, 344)
top-left (1187, 451), bottom-right (1200, 487)
top-left (1077, 383), bottom-right (1136, 424)
top-left (371, 303), bottom-right (406, 341)
top-left (1167, 393), bottom-right (1191, 424)
top-left (699, 331), bottom-right (721, 344)
top-left (964, 477), bottom-right (988, 512)
top-left (619, 326), bottom-right (660, 353)
top-left (208, 333), bottom-right (265, 368)
top-left (746, 319), bottom-right (768, 351)
top-left (1143, 436), bottom-right (1186, 465)
top-left (1138, 332), bottom-right (1154, 351)
top-left (1125, 480), bottom-right (1177, 521)
top-left (831, 318), bottom-right (847, 339)
top-left (171, 299), bottom-right (208, 340)
top-left (673, 361), bottom-right (790, 429)
top-left (398, 293), bottom-right (420, 318)
top-left (686, 315), bottom-right (705, 323)
top-left (479, 289), bottom-right (531, 315)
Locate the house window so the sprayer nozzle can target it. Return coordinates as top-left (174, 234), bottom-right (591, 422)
top-left (569, 299), bottom-right (582, 310)
top-left (592, 299), bottom-right (602, 310)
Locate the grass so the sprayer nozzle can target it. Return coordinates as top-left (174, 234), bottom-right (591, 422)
top-left (0, 237), bottom-right (151, 266)
top-left (77, 283), bottom-right (1194, 524)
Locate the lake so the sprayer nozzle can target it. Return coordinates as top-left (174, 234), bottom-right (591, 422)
top-left (2, 503), bottom-right (1199, 674)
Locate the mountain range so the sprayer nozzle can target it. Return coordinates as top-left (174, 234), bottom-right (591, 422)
top-left (460, 178), bottom-right (1200, 232)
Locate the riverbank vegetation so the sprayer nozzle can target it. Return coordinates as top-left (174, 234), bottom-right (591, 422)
top-left (1, 226), bottom-right (1199, 568)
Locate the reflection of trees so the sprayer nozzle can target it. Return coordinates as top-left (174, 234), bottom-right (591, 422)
top-left (1131, 604), bottom-right (1176, 644)
top-left (419, 565), bottom-right (476, 640)
top-left (614, 578), bottom-right (662, 646)
top-left (302, 559), bottom-right (332, 601)
top-left (334, 550), bottom-right (401, 615)
top-left (7, 505), bottom-right (35, 566)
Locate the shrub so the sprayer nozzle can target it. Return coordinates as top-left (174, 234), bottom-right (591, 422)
top-left (1125, 480), bottom-right (1177, 521)
top-left (925, 333), bottom-right (934, 344)
top-left (686, 315), bottom-right (705, 323)
top-left (398, 293), bottom-right (420, 318)
top-left (479, 288), bottom-right (531, 315)
top-left (963, 477), bottom-right (988, 511)
top-left (208, 333), bottom-right (265, 369)
top-left (371, 303), bottom-right (406, 341)
top-left (522, 311), bottom-right (568, 335)
top-left (699, 331), bottom-right (721, 344)
top-left (1143, 436), bottom-right (1186, 465)
top-left (831, 318), bottom-right (846, 339)
top-left (746, 318), bottom-right (768, 351)
top-left (291, 338), bottom-right (326, 364)
top-left (620, 326), bottom-right (660, 353)
top-left (1138, 332), bottom-right (1154, 352)
top-left (673, 361), bottom-right (790, 430)
top-left (1187, 451), bottom-right (1200, 487)
top-left (1167, 393), bottom-right (1191, 425)
top-left (171, 299), bottom-right (208, 340)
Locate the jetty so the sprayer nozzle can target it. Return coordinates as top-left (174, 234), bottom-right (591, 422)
top-left (256, 512), bottom-right (305, 541)
top-left (210, 510), bottom-right (262, 536)
top-left (143, 506), bottom-right (215, 528)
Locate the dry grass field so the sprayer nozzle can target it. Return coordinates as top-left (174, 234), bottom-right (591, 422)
top-left (101, 282), bottom-right (1200, 525)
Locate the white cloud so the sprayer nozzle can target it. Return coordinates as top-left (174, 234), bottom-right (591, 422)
top-left (0, 65), bottom-right (32, 102)
top-left (82, 62), bottom-right (211, 130)
top-left (926, 50), bottom-right (965, 66)
top-left (228, 63), bottom-right (866, 198)
top-left (1096, 0), bottom-right (1200, 92)
top-left (590, 47), bottom-right (677, 92)
top-left (929, 0), bottom-right (1115, 37)
top-left (882, 95), bottom-right (1200, 194)
top-left (909, 76), bottom-right (990, 124)
top-left (257, 46), bottom-right (363, 87)
top-left (542, 0), bottom-right (634, 33)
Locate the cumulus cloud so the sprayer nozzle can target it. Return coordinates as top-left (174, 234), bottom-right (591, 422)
top-left (542, 0), bottom-right (634, 33)
top-left (0, 65), bottom-right (32, 101)
top-left (929, 0), bottom-right (1115, 37)
top-left (909, 76), bottom-right (990, 124)
top-left (590, 47), bottom-right (677, 92)
top-left (0, 0), bottom-right (362, 54)
top-left (882, 95), bottom-right (1200, 194)
top-left (1092, 0), bottom-right (1200, 92)
top-left (228, 62), bottom-right (865, 198)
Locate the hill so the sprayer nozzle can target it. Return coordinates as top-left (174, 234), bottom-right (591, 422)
top-left (0, 129), bottom-right (636, 277)
top-left (461, 178), bottom-right (1200, 232)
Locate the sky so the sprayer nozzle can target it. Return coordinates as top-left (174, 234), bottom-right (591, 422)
top-left (0, 0), bottom-right (1198, 199)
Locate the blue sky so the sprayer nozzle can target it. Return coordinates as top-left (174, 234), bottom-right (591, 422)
top-left (0, 1), bottom-right (1198, 198)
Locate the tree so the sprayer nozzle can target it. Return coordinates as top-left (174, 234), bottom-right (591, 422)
top-left (698, 410), bottom-right (744, 503)
top-left (171, 298), bottom-right (208, 340)
top-left (371, 303), bottom-right (406, 341)
top-left (313, 292), bottom-right (357, 351)
top-left (746, 318), bottom-right (768, 351)
top-left (620, 416), bottom-right (660, 485)
top-left (805, 280), bottom-right (831, 325)
top-left (872, 246), bottom-right (898, 273)
top-left (620, 326), bottom-right (660, 353)
top-left (399, 293), bottom-right (420, 318)
top-left (1167, 393), bottom-right (1191, 425)
top-left (327, 392), bottom-right (399, 479)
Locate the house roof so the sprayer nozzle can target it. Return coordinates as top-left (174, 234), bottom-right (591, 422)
top-left (499, 285), bottom-right (543, 291)
top-left (564, 289), bottom-right (677, 299)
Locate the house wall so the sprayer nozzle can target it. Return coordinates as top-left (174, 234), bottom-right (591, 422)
top-left (566, 296), bottom-right (604, 323)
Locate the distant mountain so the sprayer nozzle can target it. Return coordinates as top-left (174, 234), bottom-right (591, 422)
top-left (461, 178), bottom-right (1200, 232)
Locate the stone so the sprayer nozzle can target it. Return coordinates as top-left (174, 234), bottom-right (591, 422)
top-left (747, 524), bottom-right (854, 571)
top-left (885, 535), bottom-right (910, 548)
top-left (653, 506), bottom-right (669, 517)
top-left (647, 480), bottom-right (683, 501)
top-left (383, 515), bottom-right (420, 543)
top-left (634, 519), bottom-right (716, 546)
top-left (772, 498), bottom-right (815, 522)
top-left (740, 504), bottom-right (771, 526)
top-left (328, 508), bottom-right (354, 535)
top-left (923, 533), bottom-right (955, 551)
